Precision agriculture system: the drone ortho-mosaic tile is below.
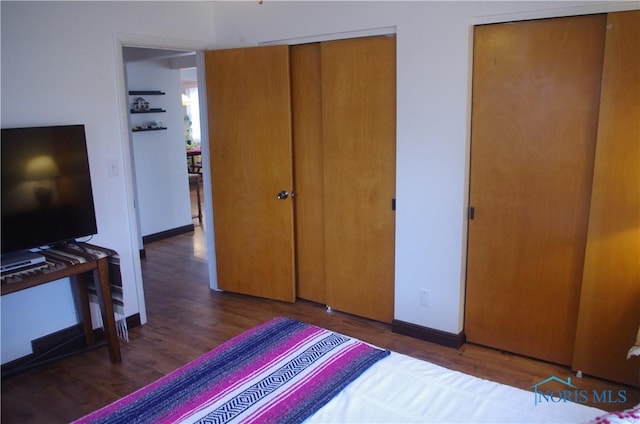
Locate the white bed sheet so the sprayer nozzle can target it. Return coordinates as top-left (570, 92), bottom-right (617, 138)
top-left (306, 352), bottom-right (604, 423)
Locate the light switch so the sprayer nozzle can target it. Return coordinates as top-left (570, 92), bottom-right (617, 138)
top-left (107, 159), bottom-right (119, 177)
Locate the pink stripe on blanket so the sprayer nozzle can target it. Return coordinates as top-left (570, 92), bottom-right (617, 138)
top-left (160, 325), bottom-right (326, 422)
top-left (244, 342), bottom-right (371, 423)
top-left (76, 323), bottom-right (279, 423)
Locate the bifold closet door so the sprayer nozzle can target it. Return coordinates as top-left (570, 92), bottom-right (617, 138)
top-left (291, 43), bottom-right (326, 304)
top-left (321, 35), bottom-right (396, 323)
top-left (204, 46), bottom-right (296, 303)
top-left (572, 11), bottom-right (640, 387)
top-left (465, 15), bottom-right (606, 365)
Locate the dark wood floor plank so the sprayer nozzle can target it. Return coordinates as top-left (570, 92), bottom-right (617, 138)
top-left (1, 203), bottom-right (638, 422)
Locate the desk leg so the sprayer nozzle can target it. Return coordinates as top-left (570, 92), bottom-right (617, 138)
top-left (195, 176), bottom-right (202, 223)
top-left (75, 273), bottom-right (95, 346)
top-left (96, 258), bottom-right (122, 363)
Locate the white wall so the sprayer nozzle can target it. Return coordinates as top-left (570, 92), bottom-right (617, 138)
top-left (126, 60), bottom-right (192, 237)
top-left (209, 0), bottom-right (639, 334)
top-left (0, 1), bottom-right (215, 364)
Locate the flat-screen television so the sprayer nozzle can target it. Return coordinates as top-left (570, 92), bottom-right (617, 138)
top-left (1, 124), bottom-right (98, 255)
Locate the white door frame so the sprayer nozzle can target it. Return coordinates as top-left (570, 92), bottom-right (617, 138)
top-left (112, 33), bottom-right (217, 325)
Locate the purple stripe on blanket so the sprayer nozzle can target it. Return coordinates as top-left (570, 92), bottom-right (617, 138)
top-left (72, 317), bottom-right (389, 424)
top-left (161, 325), bottom-right (324, 423)
top-left (251, 342), bottom-right (378, 423)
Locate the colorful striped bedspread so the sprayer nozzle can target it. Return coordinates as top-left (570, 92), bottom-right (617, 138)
top-left (73, 317), bottom-right (390, 424)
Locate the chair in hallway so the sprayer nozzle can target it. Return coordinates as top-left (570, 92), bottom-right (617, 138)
top-left (189, 173), bottom-right (202, 224)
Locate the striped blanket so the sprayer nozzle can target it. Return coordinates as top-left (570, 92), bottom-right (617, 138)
top-left (54, 242), bottom-right (128, 342)
top-left (73, 317), bottom-right (390, 424)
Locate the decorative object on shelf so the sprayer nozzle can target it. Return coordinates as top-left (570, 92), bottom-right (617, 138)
top-left (129, 91), bottom-right (166, 113)
top-left (129, 90), bottom-right (168, 131)
top-left (132, 97), bottom-right (149, 112)
top-left (132, 124), bottom-right (167, 132)
top-left (132, 119), bottom-right (166, 132)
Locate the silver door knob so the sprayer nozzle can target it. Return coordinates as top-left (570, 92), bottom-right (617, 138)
top-left (276, 190), bottom-right (289, 200)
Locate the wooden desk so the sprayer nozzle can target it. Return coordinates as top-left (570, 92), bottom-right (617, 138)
top-left (187, 148), bottom-right (202, 174)
top-left (1, 249), bottom-right (122, 364)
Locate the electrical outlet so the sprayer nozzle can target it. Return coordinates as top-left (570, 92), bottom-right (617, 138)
top-left (419, 289), bottom-right (429, 308)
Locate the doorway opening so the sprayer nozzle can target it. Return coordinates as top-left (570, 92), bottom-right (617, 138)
top-left (121, 46), bottom-right (209, 286)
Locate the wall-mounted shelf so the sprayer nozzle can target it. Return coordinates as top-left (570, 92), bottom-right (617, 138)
top-left (129, 90), bottom-right (165, 95)
top-left (129, 89), bottom-right (167, 132)
top-left (130, 108), bottom-right (166, 114)
top-left (132, 127), bottom-right (167, 132)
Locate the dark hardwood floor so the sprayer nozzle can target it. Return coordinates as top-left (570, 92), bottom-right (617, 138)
top-left (2, 219), bottom-right (638, 422)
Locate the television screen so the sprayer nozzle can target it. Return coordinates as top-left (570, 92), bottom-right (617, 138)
top-left (1, 124), bottom-right (98, 254)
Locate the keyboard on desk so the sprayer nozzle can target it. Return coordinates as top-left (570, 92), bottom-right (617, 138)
top-left (1, 261), bottom-right (67, 284)
top-left (0, 244), bottom-right (106, 286)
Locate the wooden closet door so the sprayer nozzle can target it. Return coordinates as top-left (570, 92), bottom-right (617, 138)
top-left (573, 11), bottom-right (640, 387)
top-left (204, 46), bottom-right (296, 302)
top-left (321, 35), bottom-right (396, 323)
top-left (290, 43), bottom-right (325, 304)
top-left (465, 15), bottom-right (606, 365)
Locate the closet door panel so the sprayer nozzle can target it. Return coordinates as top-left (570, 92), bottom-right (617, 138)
top-left (465, 15), bottom-right (606, 364)
top-left (205, 46), bottom-right (296, 302)
top-left (291, 43), bottom-right (326, 303)
top-left (321, 35), bottom-right (396, 323)
top-left (573, 11), bottom-right (640, 386)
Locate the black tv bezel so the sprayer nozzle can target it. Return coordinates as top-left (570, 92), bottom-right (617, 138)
top-left (1, 124), bottom-right (98, 255)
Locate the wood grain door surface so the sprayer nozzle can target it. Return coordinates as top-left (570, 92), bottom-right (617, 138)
top-left (466, 15), bottom-right (606, 365)
top-left (205, 46), bottom-right (296, 302)
top-left (205, 36), bottom-right (396, 321)
top-left (572, 11), bottom-right (640, 386)
top-left (290, 43), bottom-right (326, 304)
top-left (321, 35), bottom-right (397, 323)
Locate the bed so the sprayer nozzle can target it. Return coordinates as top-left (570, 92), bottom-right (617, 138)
top-left (72, 317), bottom-right (611, 424)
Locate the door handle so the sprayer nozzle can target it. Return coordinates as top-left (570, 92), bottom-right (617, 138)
top-left (276, 190), bottom-right (289, 200)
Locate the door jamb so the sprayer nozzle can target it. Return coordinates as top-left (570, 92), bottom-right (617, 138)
top-left (112, 33), bottom-right (217, 325)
